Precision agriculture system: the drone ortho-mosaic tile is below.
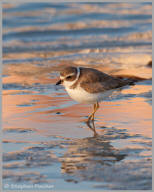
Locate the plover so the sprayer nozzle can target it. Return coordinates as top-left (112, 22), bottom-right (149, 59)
top-left (56, 66), bottom-right (135, 135)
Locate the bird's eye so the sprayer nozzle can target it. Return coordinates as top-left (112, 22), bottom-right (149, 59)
top-left (66, 76), bottom-right (72, 80)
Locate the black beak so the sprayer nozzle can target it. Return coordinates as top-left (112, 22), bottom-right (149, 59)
top-left (56, 79), bottom-right (62, 85)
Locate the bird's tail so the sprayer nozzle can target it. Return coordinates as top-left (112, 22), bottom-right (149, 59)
top-left (113, 74), bottom-right (151, 86)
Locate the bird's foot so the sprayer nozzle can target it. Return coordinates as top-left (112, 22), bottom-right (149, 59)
top-left (85, 118), bottom-right (98, 137)
top-left (93, 131), bottom-right (99, 137)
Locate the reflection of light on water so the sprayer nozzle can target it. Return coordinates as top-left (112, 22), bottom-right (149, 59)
top-left (58, 132), bottom-right (151, 188)
top-left (96, 97), bottom-right (152, 137)
top-left (2, 81), bottom-right (152, 138)
top-left (60, 135), bottom-right (126, 175)
top-left (3, 2), bottom-right (152, 190)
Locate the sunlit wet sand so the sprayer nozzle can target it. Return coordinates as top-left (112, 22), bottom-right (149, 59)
top-left (3, 2), bottom-right (152, 190)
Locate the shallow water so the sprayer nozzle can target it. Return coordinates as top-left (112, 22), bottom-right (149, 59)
top-left (2, 2), bottom-right (152, 191)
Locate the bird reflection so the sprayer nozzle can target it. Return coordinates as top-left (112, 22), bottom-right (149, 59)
top-left (86, 118), bottom-right (98, 137)
top-left (59, 135), bottom-right (126, 182)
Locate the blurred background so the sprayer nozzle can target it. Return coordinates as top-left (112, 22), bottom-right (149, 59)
top-left (2, 2), bottom-right (152, 191)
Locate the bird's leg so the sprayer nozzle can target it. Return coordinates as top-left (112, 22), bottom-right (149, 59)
top-left (86, 102), bottom-right (99, 136)
top-left (91, 102), bottom-right (99, 137)
top-left (91, 102), bottom-right (99, 121)
top-left (87, 103), bottom-right (96, 123)
top-left (91, 119), bottom-right (98, 137)
top-left (87, 102), bottom-right (100, 122)
top-left (86, 115), bottom-right (98, 137)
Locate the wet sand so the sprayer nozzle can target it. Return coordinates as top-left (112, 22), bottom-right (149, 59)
top-left (3, 2), bottom-right (152, 191)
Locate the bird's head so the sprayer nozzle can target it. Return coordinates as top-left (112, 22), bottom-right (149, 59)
top-left (56, 66), bottom-right (80, 88)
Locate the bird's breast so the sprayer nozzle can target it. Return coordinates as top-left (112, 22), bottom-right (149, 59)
top-left (65, 85), bottom-right (114, 104)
